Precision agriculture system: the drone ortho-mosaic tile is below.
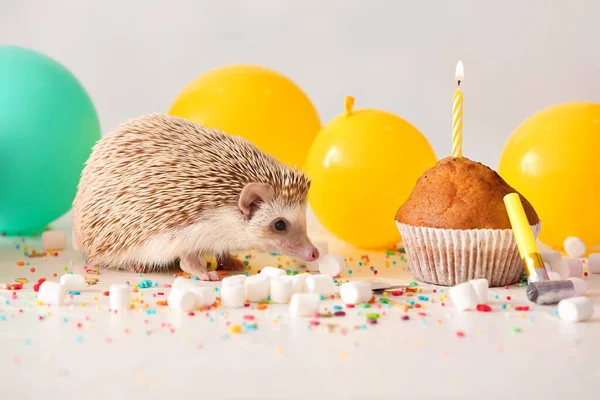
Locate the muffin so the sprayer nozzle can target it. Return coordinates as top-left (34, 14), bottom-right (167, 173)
top-left (395, 157), bottom-right (540, 287)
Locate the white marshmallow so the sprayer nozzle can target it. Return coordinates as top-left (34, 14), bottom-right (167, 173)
top-left (547, 271), bottom-right (562, 280)
top-left (189, 286), bottom-right (216, 307)
top-left (259, 266), bottom-right (287, 279)
top-left (541, 249), bottom-right (561, 267)
top-left (588, 253), bottom-right (600, 274)
top-left (469, 278), bottom-right (489, 304)
top-left (109, 284), bottom-right (131, 310)
top-left (318, 254), bottom-right (347, 277)
top-left (59, 273), bottom-right (85, 290)
top-left (220, 282), bottom-right (245, 308)
top-left (564, 236), bottom-right (586, 258)
top-left (172, 276), bottom-right (198, 290)
top-left (221, 275), bottom-right (247, 285)
top-left (449, 281), bottom-right (479, 311)
top-left (245, 274), bottom-right (270, 302)
top-left (37, 281), bottom-right (67, 305)
top-left (306, 240), bottom-right (329, 271)
top-left (41, 230), bottom-right (67, 251)
top-left (557, 296), bottom-right (594, 322)
top-left (168, 288), bottom-right (196, 312)
top-left (270, 276), bottom-right (294, 304)
top-left (305, 274), bottom-right (336, 296)
top-left (543, 262), bottom-right (552, 273)
top-left (291, 273), bottom-right (309, 293)
top-left (551, 260), bottom-right (566, 275)
top-left (568, 277), bottom-right (588, 296)
top-left (554, 259), bottom-right (584, 279)
top-left (339, 281), bottom-right (372, 305)
top-left (289, 293), bottom-right (320, 317)
top-left (566, 258), bottom-right (584, 278)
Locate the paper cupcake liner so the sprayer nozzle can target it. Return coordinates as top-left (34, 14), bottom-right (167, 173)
top-left (396, 221), bottom-right (542, 287)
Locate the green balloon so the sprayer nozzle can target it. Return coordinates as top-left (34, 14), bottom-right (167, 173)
top-left (0, 46), bottom-right (101, 236)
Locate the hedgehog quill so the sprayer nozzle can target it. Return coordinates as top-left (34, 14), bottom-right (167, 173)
top-left (72, 114), bottom-right (320, 281)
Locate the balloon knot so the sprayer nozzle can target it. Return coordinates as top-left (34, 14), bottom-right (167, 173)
top-left (344, 96), bottom-right (355, 116)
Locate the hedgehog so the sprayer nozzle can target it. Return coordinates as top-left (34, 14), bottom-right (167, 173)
top-left (71, 113), bottom-right (320, 281)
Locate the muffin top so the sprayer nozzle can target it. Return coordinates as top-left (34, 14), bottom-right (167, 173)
top-left (395, 156), bottom-right (539, 230)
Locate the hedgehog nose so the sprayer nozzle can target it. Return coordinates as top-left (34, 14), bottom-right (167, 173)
top-left (308, 247), bottom-right (319, 262)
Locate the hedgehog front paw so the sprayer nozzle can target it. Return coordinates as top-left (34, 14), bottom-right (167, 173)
top-left (195, 271), bottom-right (221, 281)
top-left (208, 271), bottom-right (221, 281)
top-left (179, 254), bottom-right (208, 278)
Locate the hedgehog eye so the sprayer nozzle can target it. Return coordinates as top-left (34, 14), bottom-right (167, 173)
top-left (274, 220), bottom-right (286, 231)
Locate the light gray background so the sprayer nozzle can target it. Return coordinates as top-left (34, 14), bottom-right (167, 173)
top-left (3, 0), bottom-right (599, 169)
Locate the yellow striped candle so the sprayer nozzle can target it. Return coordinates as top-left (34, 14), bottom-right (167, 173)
top-left (452, 61), bottom-right (464, 158)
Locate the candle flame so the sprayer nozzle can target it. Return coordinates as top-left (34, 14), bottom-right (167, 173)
top-left (455, 61), bottom-right (464, 82)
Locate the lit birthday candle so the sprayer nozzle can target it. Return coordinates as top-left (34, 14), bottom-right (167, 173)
top-left (452, 61), bottom-right (464, 158)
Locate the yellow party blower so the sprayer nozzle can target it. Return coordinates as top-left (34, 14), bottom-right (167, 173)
top-left (504, 193), bottom-right (583, 305)
top-left (503, 193), bottom-right (549, 283)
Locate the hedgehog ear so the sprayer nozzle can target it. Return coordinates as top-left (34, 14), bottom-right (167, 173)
top-left (239, 183), bottom-right (275, 219)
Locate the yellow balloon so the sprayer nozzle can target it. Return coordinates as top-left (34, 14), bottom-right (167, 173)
top-left (169, 64), bottom-right (321, 168)
top-left (305, 96), bottom-right (437, 250)
top-left (498, 102), bottom-right (600, 253)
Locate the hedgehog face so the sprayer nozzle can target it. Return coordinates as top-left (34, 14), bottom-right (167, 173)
top-left (239, 182), bottom-right (319, 262)
top-left (248, 201), bottom-right (319, 263)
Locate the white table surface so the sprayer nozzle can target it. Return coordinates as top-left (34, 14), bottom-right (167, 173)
top-left (1, 213), bottom-right (599, 400)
